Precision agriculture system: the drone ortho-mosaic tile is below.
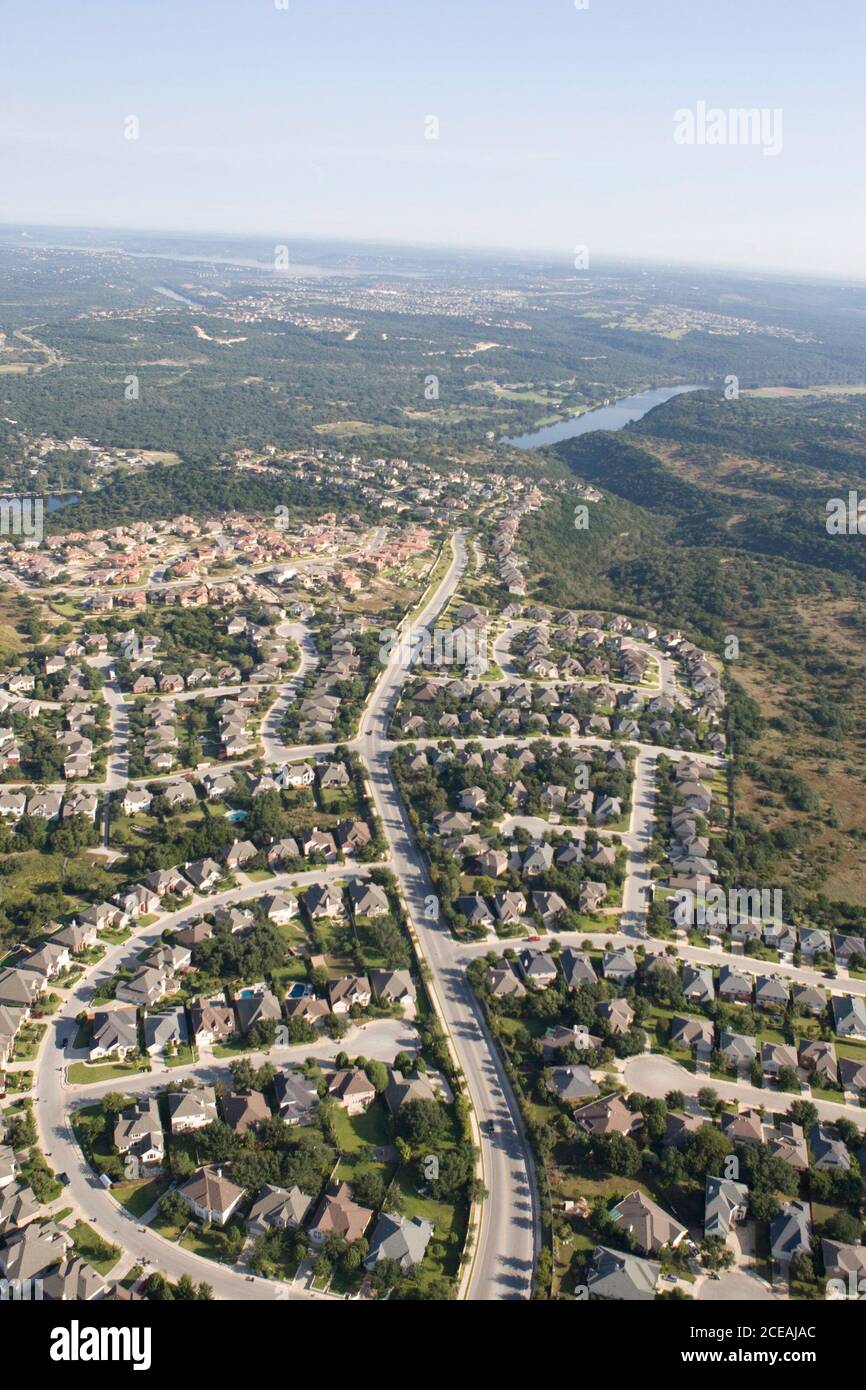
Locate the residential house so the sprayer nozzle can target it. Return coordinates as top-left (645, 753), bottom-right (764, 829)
top-left (347, 881), bottom-right (389, 918)
top-left (88, 1008), bottom-right (139, 1061)
top-left (832, 995), bottom-right (866, 1039)
top-left (546, 1065), bottom-right (600, 1104)
top-left (518, 948), bottom-right (558, 989)
top-left (704, 1176), bottom-right (749, 1240)
top-left (718, 1030), bottom-right (757, 1072)
top-left (0, 1221), bottom-right (72, 1282)
top-left (301, 883), bottom-right (345, 920)
top-left (755, 974), bottom-right (790, 1012)
top-left (718, 965), bottom-right (753, 1004)
top-left (235, 986), bottom-right (282, 1035)
top-left (559, 949), bottom-right (598, 990)
top-left (602, 948), bottom-right (636, 984)
top-left (681, 964), bottom-right (715, 1006)
top-left (596, 999), bottom-right (635, 1036)
top-left (767, 1122), bottom-right (809, 1172)
top-left (113, 1099), bottom-right (165, 1167)
top-left (42, 1257), bottom-right (106, 1302)
top-left (574, 1093), bottom-right (642, 1139)
top-left (760, 1041), bottom-right (799, 1078)
top-left (810, 1124), bottom-right (851, 1171)
top-left (369, 969), bottom-right (416, 1011)
top-left (223, 1090), bottom-right (271, 1136)
top-left (798, 1039), bottom-right (838, 1088)
top-left (839, 1056), bottom-right (866, 1097)
top-left (328, 1067), bottom-right (376, 1114)
top-left (722, 1108), bottom-right (765, 1146)
top-left (384, 1070), bottom-right (437, 1115)
top-left (248, 1184), bottom-right (313, 1235)
top-left (168, 1086), bottom-right (219, 1134)
top-left (364, 1213), bottom-right (434, 1273)
top-left (609, 1190), bottom-right (687, 1254)
top-left (670, 1015), bottom-right (714, 1058)
top-left (586, 1245), bottom-right (660, 1301)
top-left (328, 975), bottom-right (372, 1015)
top-left (273, 1070), bottom-right (320, 1125)
top-left (308, 1182), bottom-right (372, 1245)
top-left (179, 1166), bottom-right (245, 1226)
top-left (770, 1201), bottom-right (812, 1270)
top-left (143, 1008), bottom-right (186, 1056)
top-left (190, 997), bottom-right (237, 1047)
top-left (487, 964), bottom-right (527, 1000)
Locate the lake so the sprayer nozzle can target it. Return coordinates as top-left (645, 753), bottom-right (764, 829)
top-left (501, 384), bottom-right (704, 449)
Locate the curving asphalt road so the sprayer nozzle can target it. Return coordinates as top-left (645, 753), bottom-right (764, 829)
top-left (356, 531), bottom-right (538, 1300)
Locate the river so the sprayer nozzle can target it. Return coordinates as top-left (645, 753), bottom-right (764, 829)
top-left (501, 384), bottom-right (704, 449)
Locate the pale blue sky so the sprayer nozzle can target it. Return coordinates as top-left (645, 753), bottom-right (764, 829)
top-left (2, 0), bottom-right (864, 276)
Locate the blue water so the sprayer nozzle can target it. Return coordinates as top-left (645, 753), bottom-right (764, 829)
top-left (226, 808), bottom-right (248, 823)
top-left (47, 494), bottom-right (79, 512)
top-left (501, 384), bottom-right (704, 449)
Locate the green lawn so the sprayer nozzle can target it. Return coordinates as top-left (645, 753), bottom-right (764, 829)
top-left (393, 1167), bottom-right (466, 1289)
top-left (67, 1057), bottom-right (150, 1085)
top-left (70, 1220), bottom-right (121, 1275)
top-left (98, 926), bottom-right (132, 946)
top-left (332, 1099), bottom-right (391, 1176)
top-left (180, 1220), bottom-right (246, 1264)
top-left (163, 1043), bottom-right (197, 1069)
top-left (12, 1023), bottom-right (46, 1061)
top-left (112, 1174), bottom-right (172, 1217)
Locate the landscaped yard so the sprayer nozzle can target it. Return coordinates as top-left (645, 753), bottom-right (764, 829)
top-left (112, 1174), bottom-right (172, 1217)
top-left (180, 1220), bottom-right (246, 1264)
top-left (70, 1220), bottom-right (121, 1275)
top-left (67, 1057), bottom-right (150, 1085)
top-left (332, 1099), bottom-right (392, 1182)
top-left (392, 1166), bottom-right (467, 1290)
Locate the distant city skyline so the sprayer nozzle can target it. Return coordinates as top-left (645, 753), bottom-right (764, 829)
top-left (2, 0), bottom-right (864, 279)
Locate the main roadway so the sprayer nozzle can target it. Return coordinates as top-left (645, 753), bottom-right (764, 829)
top-left (357, 530), bottom-right (538, 1300)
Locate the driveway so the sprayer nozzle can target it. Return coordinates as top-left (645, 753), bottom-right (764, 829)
top-left (698, 1268), bottom-right (782, 1301)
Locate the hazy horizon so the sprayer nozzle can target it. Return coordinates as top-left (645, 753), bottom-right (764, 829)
top-left (5, 219), bottom-right (866, 291)
top-left (3, 0), bottom-right (865, 281)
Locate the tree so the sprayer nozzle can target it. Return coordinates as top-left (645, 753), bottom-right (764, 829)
top-left (597, 1132), bottom-right (641, 1177)
top-left (365, 1060), bottom-right (389, 1094)
top-left (370, 1257), bottom-right (403, 1292)
top-left (748, 1189), bottom-right (780, 1223)
top-left (788, 1100), bottom-right (818, 1131)
top-left (683, 1124), bottom-right (731, 1180)
top-left (101, 1091), bottom-right (128, 1119)
top-left (822, 1210), bottom-right (862, 1244)
top-left (398, 1099), bottom-right (449, 1149)
top-left (701, 1236), bottom-right (735, 1272)
top-left (159, 1190), bottom-right (189, 1227)
top-left (790, 1250), bottom-right (816, 1285)
top-left (350, 1170), bottom-right (386, 1209)
top-left (696, 1087), bottom-right (721, 1114)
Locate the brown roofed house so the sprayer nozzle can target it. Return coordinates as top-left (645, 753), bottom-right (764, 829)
top-left (309, 1181), bottom-right (372, 1245)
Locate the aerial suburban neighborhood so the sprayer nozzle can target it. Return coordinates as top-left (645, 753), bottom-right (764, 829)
top-left (0, 6), bottom-right (863, 1368)
top-left (2, 462), bottom-right (865, 1317)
